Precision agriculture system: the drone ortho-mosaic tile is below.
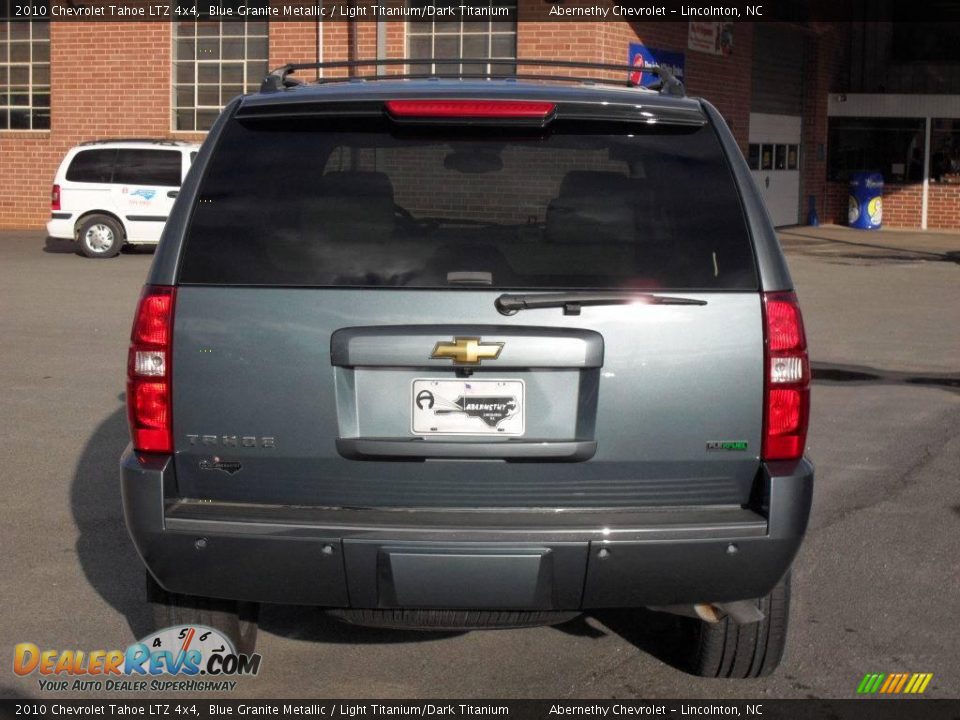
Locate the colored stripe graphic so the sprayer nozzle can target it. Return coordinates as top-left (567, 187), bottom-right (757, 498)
top-left (857, 673), bottom-right (885, 694)
top-left (881, 673), bottom-right (908, 693)
top-left (893, 674), bottom-right (909, 693)
top-left (908, 673), bottom-right (933, 694)
top-left (857, 672), bottom-right (933, 694)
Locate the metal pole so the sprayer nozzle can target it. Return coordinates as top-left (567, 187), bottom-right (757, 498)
top-left (376, 20), bottom-right (386, 76)
top-left (349, 5), bottom-right (358, 77)
top-left (921, 116), bottom-right (931, 230)
top-left (316, 13), bottom-right (323, 80)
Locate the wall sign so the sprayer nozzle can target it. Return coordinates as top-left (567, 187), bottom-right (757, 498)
top-left (688, 22), bottom-right (735, 56)
top-left (628, 42), bottom-right (686, 88)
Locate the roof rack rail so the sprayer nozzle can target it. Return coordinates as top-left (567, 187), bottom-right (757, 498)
top-left (260, 58), bottom-right (684, 97)
top-left (78, 138), bottom-right (185, 146)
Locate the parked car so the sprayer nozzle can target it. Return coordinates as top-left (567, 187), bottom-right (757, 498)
top-left (121, 60), bottom-right (813, 677)
top-left (47, 139), bottom-right (200, 258)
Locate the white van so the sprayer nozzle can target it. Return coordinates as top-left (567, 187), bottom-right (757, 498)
top-left (47, 139), bottom-right (201, 258)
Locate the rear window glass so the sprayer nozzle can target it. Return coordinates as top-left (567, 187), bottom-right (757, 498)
top-left (66, 149), bottom-right (116, 183)
top-left (179, 117), bottom-right (757, 290)
top-left (114, 150), bottom-right (182, 186)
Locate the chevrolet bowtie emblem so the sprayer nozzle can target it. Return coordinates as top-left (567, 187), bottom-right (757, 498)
top-left (431, 337), bottom-right (504, 366)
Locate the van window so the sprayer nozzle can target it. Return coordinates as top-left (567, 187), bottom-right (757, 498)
top-left (113, 150), bottom-right (182, 186)
top-left (66, 150), bottom-right (117, 183)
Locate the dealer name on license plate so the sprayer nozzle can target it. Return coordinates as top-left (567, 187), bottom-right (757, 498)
top-left (412, 379), bottom-right (525, 436)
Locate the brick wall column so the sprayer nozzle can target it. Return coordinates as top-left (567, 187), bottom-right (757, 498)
top-left (801, 25), bottom-right (845, 226)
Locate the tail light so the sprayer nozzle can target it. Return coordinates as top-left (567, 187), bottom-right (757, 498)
top-left (127, 286), bottom-right (176, 453)
top-left (385, 99), bottom-right (556, 119)
top-left (51, 184), bottom-right (61, 211)
top-left (761, 292), bottom-right (810, 461)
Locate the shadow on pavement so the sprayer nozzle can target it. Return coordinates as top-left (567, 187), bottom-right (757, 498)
top-left (551, 614), bottom-right (606, 639)
top-left (780, 229), bottom-right (960, 264)
top-left (812, 362), bottom-right (960, 393)
top-left (71, 402), bottom-right (152, 641)
top-left (259, 606), bottom-right (462, 646)
top-left (263, 606), bottom-right (696, 660)
top-left (43, 236), bottom-right (157, 255)
top-left (43, 236), bottom-right (76, 254)
top-left (121, 244), bottom-right (157, 255)
top-left (587, 609), bottom-right (697, 675)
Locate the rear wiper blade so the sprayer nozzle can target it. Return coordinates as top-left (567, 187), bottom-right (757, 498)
top-left (495, 291), bottom-right (707, 316)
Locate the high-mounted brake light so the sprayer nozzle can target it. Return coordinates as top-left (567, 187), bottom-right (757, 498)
top-left (761, 292), bottom-right (810, 461)
top-left (51, 184), bottom-right (61, 212)
top-left (127, 286), bottom-right (175, 453)
top-left (385, 99), bottom-right (556, 119)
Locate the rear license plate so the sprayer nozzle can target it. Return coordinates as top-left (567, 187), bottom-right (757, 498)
top-left (412, 379), bottom-right (525, 436)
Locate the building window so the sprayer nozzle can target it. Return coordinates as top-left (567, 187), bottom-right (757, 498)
top-left (931, 118), bottom-right (960, 184)
top-left (407, 0), bottom-right (517, 77)
top-left (173, 21), bottom-right (268, 132)
top-left (0, 19), bottom-right (50, 130)
top-left (827, 117), bottom-right (925, 184)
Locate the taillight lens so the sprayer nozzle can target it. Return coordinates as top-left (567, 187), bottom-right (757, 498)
top-left (51, 184), bottom-right (61, 211)
top-left (127, 286), bottom-right (175, 453)
top-left (385, 99), bottom-right (556, 119)
top-left (762, 292), bottom-right (810, 461)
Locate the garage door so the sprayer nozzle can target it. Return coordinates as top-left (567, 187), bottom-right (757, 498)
top-left (748, 113), bottom-right (802, 227)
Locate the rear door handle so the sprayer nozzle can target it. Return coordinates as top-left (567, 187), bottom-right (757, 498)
top-left (336, 438), bottom-right (597, 462)
top-left (765, 176), bottom-right (770, 188)
top-left (167, 190), bottom-right (179, 198)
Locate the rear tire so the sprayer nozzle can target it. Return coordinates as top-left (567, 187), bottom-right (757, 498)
top-left (145, 571), bottom-right (259, 654)
top-left (77, 214), bottom-right (123, 258)
top-left (687, 571), bottom-right (791, 678)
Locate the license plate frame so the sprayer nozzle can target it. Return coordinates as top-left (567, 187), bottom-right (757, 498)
top-left (411, 378), bottom-right (525, 436)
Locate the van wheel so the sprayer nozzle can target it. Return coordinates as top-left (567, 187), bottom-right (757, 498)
top-left (687, 571), bottom-right (791, 678)
top-left (77, 215), bottom-right (123, 258)
top-left (145, 571), bottom-right (259, 654)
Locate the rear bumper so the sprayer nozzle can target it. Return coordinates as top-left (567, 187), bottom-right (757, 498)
top-left (121, 447), bottom-right (813, 609)
top-left (46, 215), bottom-right (74, 239)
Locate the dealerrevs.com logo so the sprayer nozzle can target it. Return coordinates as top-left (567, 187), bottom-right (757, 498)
top-left (14, 626), bottom-right (261, 693)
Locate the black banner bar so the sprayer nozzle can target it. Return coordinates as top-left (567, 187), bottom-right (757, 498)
top-left (4, 0), bottom-right (960, 22)
top-left (2, 700), bottom-right (960, 720)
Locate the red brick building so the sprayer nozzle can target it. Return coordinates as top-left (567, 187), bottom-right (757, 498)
top-left (1, 9), bottom-right (958, 231)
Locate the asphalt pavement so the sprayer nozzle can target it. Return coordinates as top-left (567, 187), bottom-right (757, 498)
top-left (0, 228), bottom-right (958, 700)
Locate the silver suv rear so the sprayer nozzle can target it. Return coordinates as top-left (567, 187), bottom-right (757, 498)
top-left (121, 60), bottom-right (812, 678)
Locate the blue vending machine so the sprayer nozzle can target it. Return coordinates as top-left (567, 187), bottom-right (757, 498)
top-left (848, 172), bottom-right (884, 230)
